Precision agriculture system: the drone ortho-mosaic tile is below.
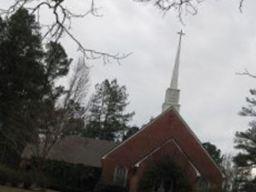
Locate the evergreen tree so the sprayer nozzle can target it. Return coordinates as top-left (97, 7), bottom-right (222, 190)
top-left (0, 9), bottom-right (45, 165)
top-left (233, 89), bottom-right (256, 191)
top-left (122, 126), bottom-right (139, 141)
top-left (202, 142), bottom-right (223, 167)
top-left (0, 8), bottom-right (72, 166)
top-left (83, 79), bottom-right (134, 141)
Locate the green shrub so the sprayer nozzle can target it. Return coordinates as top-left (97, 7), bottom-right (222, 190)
top-left (0, 163), bottom-right (49, 189)
top-left (21, 171), bottom-right (33, 189)
top-left (20, 170), bottom-right (49, 189)
top-left (139, 157), bottom-right (192, 192)
top-left (29, 159), bottom-right (101, 192)
top-left (0, 164), bottom-right (8, 184)
top-left (0, 163), bottom-right (20, 186)
top-left (1, 159), bottom-right (102, 192)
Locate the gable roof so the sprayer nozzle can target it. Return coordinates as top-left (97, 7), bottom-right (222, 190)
top-left (102, 107), bottom-right (224, 184)
top-left (22, 136), bottom-right (118, 168)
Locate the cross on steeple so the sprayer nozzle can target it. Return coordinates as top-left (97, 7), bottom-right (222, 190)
top-left (178, 29), bottom-right (185, 38)
top-left (177, 30), bottom-right (185, 47)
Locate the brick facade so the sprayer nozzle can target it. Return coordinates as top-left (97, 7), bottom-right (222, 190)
top-left (101, 107), bottom-right (223, 192)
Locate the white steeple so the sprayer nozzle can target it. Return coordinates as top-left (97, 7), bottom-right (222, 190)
top-left (162, 30), bottom-right (185, 112)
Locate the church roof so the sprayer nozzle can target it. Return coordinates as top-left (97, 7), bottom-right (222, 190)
top-left (22, 136), bottom-right (118, 168)
top-left (102, 107), bottom-right (224, 184)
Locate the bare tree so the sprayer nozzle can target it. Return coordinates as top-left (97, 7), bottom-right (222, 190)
top-left (22, 59), bottom-right (90, 185)
top-left (221, 154), bottom-right (241, 192)
top-left (64, 58), bottom-right (90, 109)
top-left (39, 58), bottom-right (90, 154)
top-left (0, 0), bottom-right (131, 64)
top-left (136, 0), bottom-right (202, 20)
top-left (135, 0), bottom-right (247, 20)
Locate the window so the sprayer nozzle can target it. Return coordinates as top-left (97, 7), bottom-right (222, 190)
top-left (113, 166), bottom-right (128, 187)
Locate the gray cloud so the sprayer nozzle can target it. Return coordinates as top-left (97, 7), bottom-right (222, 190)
top-left (1, 0), bottom-right (256, 154)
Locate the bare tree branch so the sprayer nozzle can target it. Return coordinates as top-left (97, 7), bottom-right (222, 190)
top-left (135, 0), bottom-right (203, 22)
top-left (64, 58), bottom-right (90, 111)
top-left (239, 0), bottom-right (245, 12)
top-left (0, 0), bottom-right (129, 64)
top-left (135, 0), bottom-right (247, 21)
top-left (237, 69), bottom-right (256, 79)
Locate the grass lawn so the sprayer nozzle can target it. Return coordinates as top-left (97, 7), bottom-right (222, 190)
top-left (0, 185), bottom-right (58, 192)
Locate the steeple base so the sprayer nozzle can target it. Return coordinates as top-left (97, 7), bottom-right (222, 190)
top-left (162, 103), bottom-right (180, 112)
top-left (162, 88), bottom-right (180, 112)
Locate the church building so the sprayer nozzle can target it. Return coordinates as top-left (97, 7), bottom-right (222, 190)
top-left (101, 31), bottom-right (224, 192)
top-left (22, 31), bottom-right (224, 192)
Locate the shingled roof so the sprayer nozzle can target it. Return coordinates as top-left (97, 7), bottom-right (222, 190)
top-left (22, 136), bottom-right (118, 168)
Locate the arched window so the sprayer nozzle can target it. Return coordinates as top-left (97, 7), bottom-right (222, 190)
top-left (113, 166), bottom-right (128, 187)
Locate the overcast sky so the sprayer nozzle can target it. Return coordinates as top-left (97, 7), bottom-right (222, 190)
top-left (1, 0), bottom-right (256, 154)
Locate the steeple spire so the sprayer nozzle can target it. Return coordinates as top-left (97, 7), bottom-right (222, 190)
top-left (162, 30), bottom-right (185, 112)
top-left (170, 30), bottom-right (185, 89)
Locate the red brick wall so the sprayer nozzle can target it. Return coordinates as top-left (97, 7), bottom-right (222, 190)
top-left (102, 109), bottom-right (223, 191)
top-left (101, 158), bottom-right (116, 184)
top-left (129, 140), bottom-right (200, 192)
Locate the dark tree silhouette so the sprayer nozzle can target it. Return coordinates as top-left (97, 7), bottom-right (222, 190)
top-left (202, 142), bottom-right (223, 167)
top-left (233, 89), bottom-right (256, 191)
top-left (139, 157), bottom-right (191, 192)
top-left (83, 79), bottom-right (134, 141)
top-left (0, 9), bottom-right (90, 167)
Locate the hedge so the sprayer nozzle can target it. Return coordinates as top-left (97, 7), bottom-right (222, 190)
top-left (0, 163), bottom-right (48, 188)
top-left (0, 160), bottom-right (101, 192)
top-left (30, 159), bottom-right (101, 192)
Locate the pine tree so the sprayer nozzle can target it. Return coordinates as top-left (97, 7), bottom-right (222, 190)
top-left (233, 89), bottom-right (256, 191)
top-left (122, 126), bottom-right (139, 141)
top-left (0, 9), bottom-right (72, 166)
top-left (202, 142), bottom-right (223, 167)
top-left (0, 9), bottom-right (46, 165)
top-left (83, 79), bottom-right (134, 141)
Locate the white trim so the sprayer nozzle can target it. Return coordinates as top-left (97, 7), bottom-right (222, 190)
top-left (172, 139), bottom-right (201, 177)
top-left (171, 109), bottom-right (225, 179)
top-left (134, 139), bottom-right (175, 167)
top-left (134, 138), bottom-right (201, 178)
